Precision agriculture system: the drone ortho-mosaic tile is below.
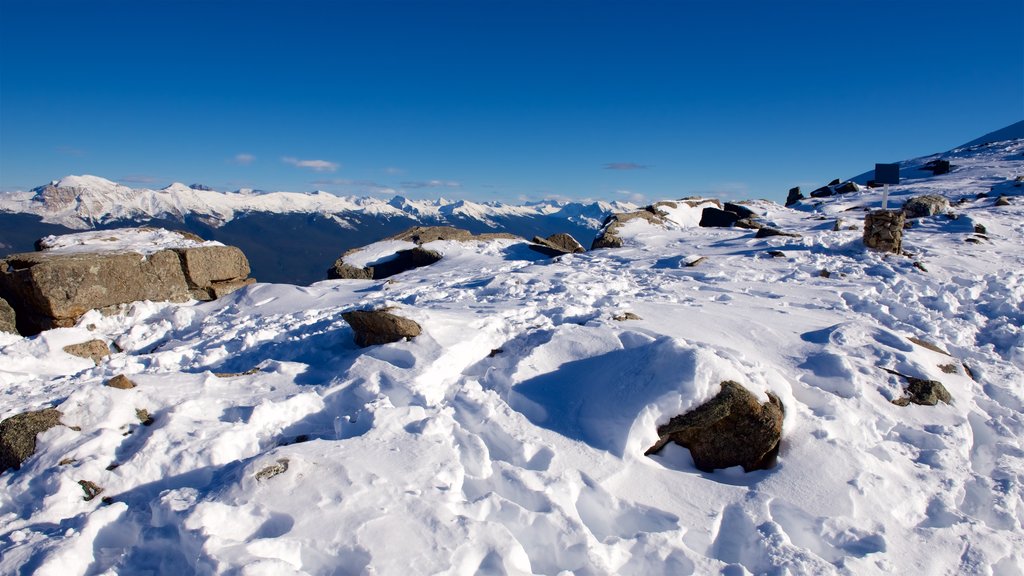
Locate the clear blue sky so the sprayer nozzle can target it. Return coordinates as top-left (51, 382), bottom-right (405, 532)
top-left (1, 0), bottom-right (1021, 204)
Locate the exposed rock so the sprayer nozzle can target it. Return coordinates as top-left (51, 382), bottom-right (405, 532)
top-left (767, 250), bottom-right (786, 258)
top-left (645, 381), bottom-right (784, 473)
top-left (0, 229), bottom-right (255, 334)
top-left (173, 245), bottom-right (252, 301)
top-left (785, 186), bottom-right (804, 206)
top-left (908, 337), bottom-right (951, 356)
top-left (834, 181), bottom-right (860, 194)
top-left (63, 339), bottom-right (111, 365)
top-left (342, 309), bottom-right (422, 347)
top-left (892, 377), bottom-right (953, 406)
top-left (591, 210), bottom-right (665, 250)
top-left (723, 202), bottom-right (757, 219)
top-left (828, 178), bottom-right (841, 186)
top-left (921, 159), bottom-right (951, 175)
top-left (106, 374), bottom-right (136, 390)
top-left (255, 458), bottom-right (290, 481)
top-left (1, 250), bottom-right (190, 333)
top-left (529, 233), bottom-right (585, 257)
top-left (0, 297), bottom-right (15, 334)
top-left (863, 210), bottom-right (905, 254)
top-left (613, 312), bottom-right (642, 321)
top-left (328, 247), bottom-right (443, 280)
top-left (810, 186), bottom-right (834, 198)
top-left (698, 207), bottom-right (740, 228)
top-left (734, 218), bottom-right (764, 230)
top-left (78, 479), bottom-right (103, 501)
top-left (755, 227), bottom-right (801, 239)
top-left (645, 201), bottom-right (679, 216)
top-left (902, 195), bottom-right (950, 218)
top-left (386, 226), bottom-right (518, 244)
top-left (0, 408), bottom-right (63, 473)
top-left (136, 408), bottom-right (155, 426)
top-left (685, 256), bottom-right (708, 267)
top-left (995, 196), bottom-right (1011, 207)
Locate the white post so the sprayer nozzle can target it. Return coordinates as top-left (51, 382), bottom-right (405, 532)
top-left (881, 183), bottom-right (889, 210)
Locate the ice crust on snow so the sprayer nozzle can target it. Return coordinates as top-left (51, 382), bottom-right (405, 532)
top-left (1, 138), bottom-right (1024, 574)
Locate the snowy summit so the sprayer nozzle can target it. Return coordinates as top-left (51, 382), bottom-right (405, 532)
top-left (1, 132), bottom-right (1023, 575)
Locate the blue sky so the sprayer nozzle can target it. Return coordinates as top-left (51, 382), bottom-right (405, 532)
top-left (1, 0), bottom-right (1021, 204)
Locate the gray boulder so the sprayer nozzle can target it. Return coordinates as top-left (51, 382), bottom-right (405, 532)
top-left (903, 195), bottom-right (950, 218)
top-left (645, 381), bottom-right (784, 472)
top-left (699, 207), bottom-right (740, 228)
top-left (529, 233), bottom-right (585, 257)
top-left (1, 250), bottom-right (191, 334)
top-left (1, 408), bottom-right (63, 473)
top-left (785, 187), bottom-right (804, 206)
top-left (386, 226), bottom-right (518, 244)
top-left (755, 227), bottom-right (801, 239)
top-left (0, 229), bottom-right (255, 334)
top-left (63, 339), bottom-right (111, 365)
top-left (342, 309), bottom-right (422, 347)
top-left (0, 297), bottom-right (15, 334)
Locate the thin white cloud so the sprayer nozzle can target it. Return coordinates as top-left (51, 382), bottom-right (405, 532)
top-left (384, 167), bottom-right (405, 175)
top-left (401, 179), bottom-right (461, 189)
top-left (617, 189), bottom-right (648, 203)
top-left (234, 153), bottom-right (255, 165)
top-left (282, 157), bottom-right (340, 172)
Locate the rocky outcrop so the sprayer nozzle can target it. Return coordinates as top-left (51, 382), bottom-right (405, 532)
top-left (328, 247), bottom-right (443, 280)
top-left (0, 297), bottom-right (15, 334)
top-left (174, 245), bottom-right (254, 300)
top-left (63, 339), bottom-right (110, 365)
top-left (902, 195), bottom-right (950, 218)
top-left (0, 229), bottom-right (255, 335)
top-left (785, 187), bottom-right (804, 207)
top-left (591, 211), bottom-right (665, 250)
top-left (698, 207), bottom-right (740, 228)
top-left (386, 226), bottom-right (518, 244)
top-left (892, 377), bottom-right (952, 406)
top-left (1, 408), bottom-right (63, 473)
top-left (106, 374), bottom-right (136, 390)
top-left (342, 309), bottom-right (422, 347)
top-left (863, 210), bottom-right (905, 254)
top-left (755, 227), bottom-right (801, 239)
top-left (529, 233), bottom-right (585, 257)
top-left (645, 381), bottom-right (784, 472)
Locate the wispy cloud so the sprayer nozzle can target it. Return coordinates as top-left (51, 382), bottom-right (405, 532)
top-left (401, 179), bottom-right (461, 189)
top-left (604, 162), bottom-right (651, 171)
top-left (311, 178), bottom-right (391, 189)
top-left (282, 157), bottom-right (339, 172)
top-left (233, 153), bottom-right (255, 165)
top-left (384, 167), bottom-right (405, 175)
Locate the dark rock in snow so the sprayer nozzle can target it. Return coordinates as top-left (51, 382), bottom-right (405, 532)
top-left (0, 408), bottom-right (63, 473)
top-left (106, 374), bottom-right (136, 390)
top-left (995, 196), bottom-right (1011, 207)
top-left (698, 207), bottom-right (740, 228)
top-left (612, 312), bottom-right (642, 321)
top-left (810, 186), bottom-right (834, 198)
top-left (834, 181), bottom-right (860, 194)
top-left (343, 309), bottom-right (422, 347)
top-left (921, 159), bottom-right (951, 175)
top-left (329, 247), bottom-right (443, 281)
top-left (63, 339), bottom-right (111, 365)
top-left (645, 381), bottom-right (784, 473)
top-left (785, 187), bottom-right (804, 206)
top-left (892, 377), bottom-right (953, 406)
top-left (755, 227), bottom-right (801, 239)
top-left (723, 202), bottom-right (757, 219)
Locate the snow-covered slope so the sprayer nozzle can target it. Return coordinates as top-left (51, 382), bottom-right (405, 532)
top-left (0, 176), bottom-right (636, 232)
top-left (1, 137), bottom-right (1023, 574)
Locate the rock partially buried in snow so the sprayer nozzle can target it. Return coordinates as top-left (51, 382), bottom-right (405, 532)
top-left (0, 408), bottom-right (63, 473)
top-left (106, 374), bottom-right (137, 390)
top-left (342, 309), bottom-right (422, 347)
top-left (329, 246), bottom-right (443, 280)
top-left (63, 339), bottom-right (111, 365)
top-left (529, 233), bottom-right (586, 257)
top-left (645, 381), bottom-right (784, 473)
top-left (0, 228), bottom-right (255, 334)
top-left (387, 226), bottom-right (518, 244)
top-left (0, 296), bottom-right (16, 334)
top-left (591, 210), bottom-right (665, 249)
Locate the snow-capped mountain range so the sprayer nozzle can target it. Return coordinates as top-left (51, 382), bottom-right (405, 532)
top-left (0, 177), bottom-right (636, 285)
top-left (0, 175), bottom-right (634, 232)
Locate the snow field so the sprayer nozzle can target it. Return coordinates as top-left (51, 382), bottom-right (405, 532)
top-left (1, 140), bottom-right (1023, 574)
